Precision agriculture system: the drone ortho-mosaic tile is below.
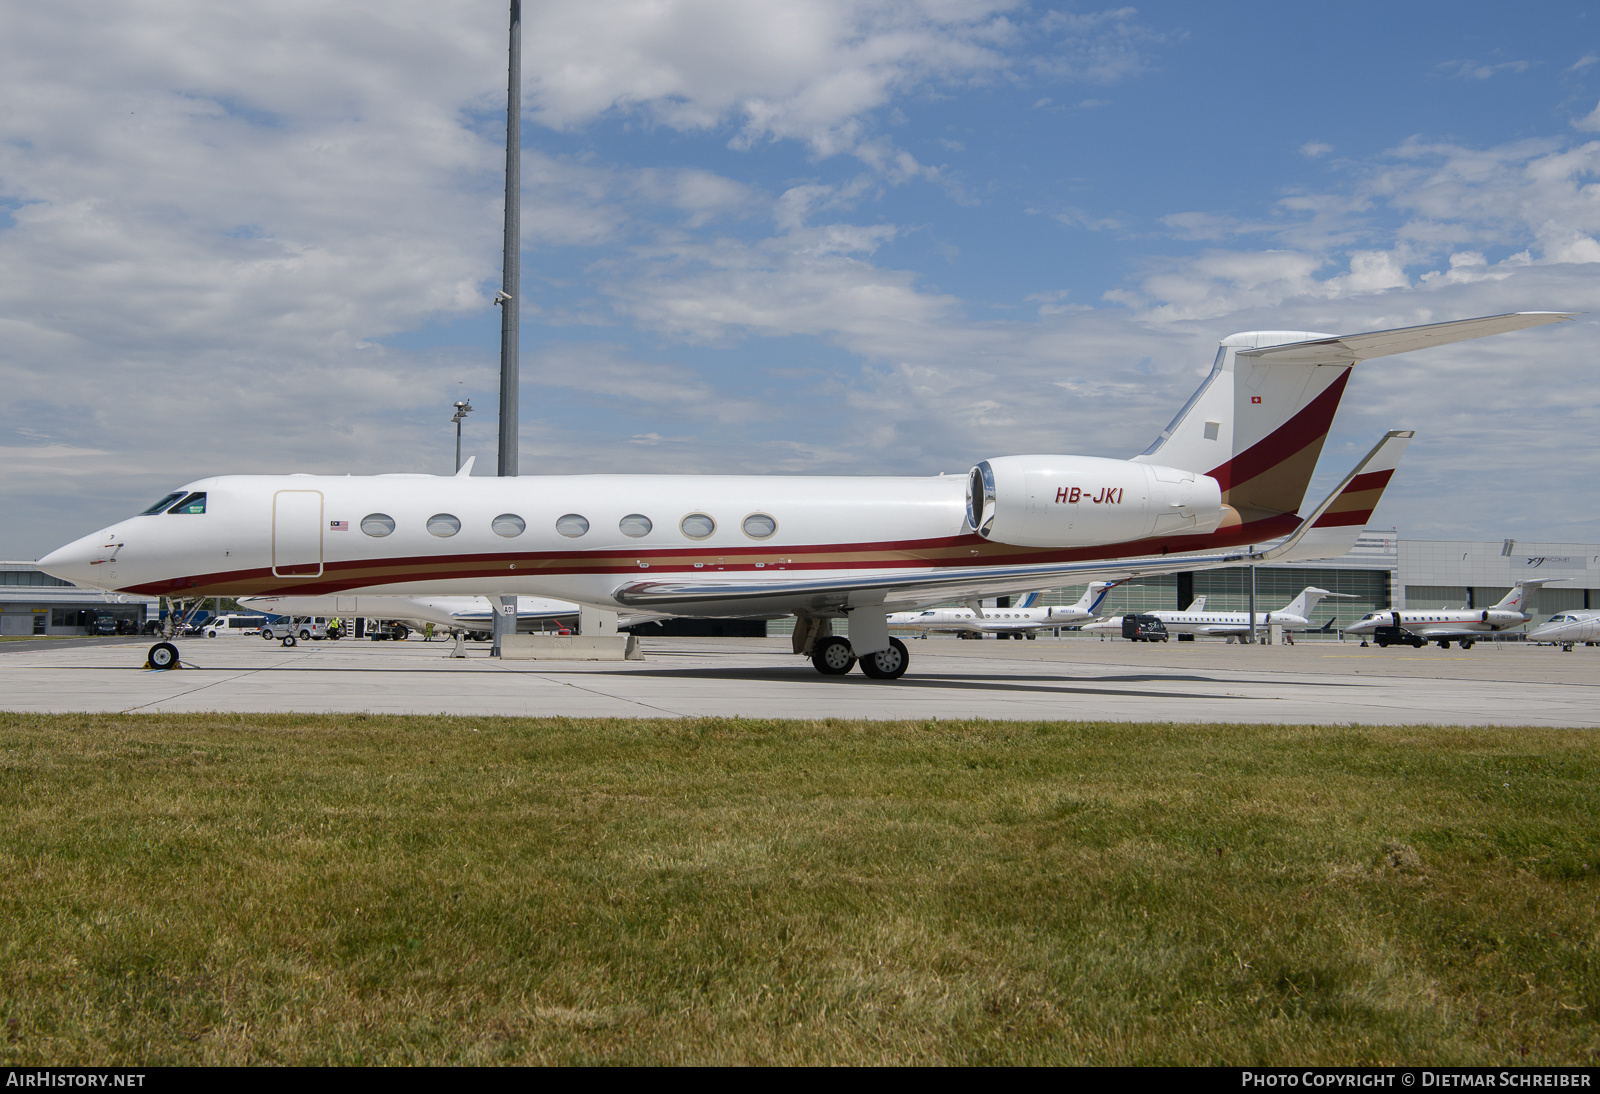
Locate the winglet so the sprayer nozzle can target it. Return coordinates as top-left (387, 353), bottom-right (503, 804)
top-left (455, 456), bottom-right (476, 477)
top-left (1251, 430), bottom-right (1413, 565)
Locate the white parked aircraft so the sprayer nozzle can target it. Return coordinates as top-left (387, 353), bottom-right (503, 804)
top-left (1345, 581), bottom-right (1553, 649)
top-left (887, 583), bottom-right (1113, 637)
top-left (38, 312), bottom-right (1568, 678)
top-left (237, 594), bottom-right (597, 638)
top-left (1528, 610), bottom-right (1600, 650)
top-left (1082, 586), bottom-right (1355, 639)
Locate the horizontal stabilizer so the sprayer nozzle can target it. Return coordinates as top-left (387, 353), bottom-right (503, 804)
top-left (1235, 312), bottom-right (1574, 366)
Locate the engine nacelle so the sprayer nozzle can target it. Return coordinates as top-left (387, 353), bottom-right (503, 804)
top-left (967, 455), bottom-right (1229, 548)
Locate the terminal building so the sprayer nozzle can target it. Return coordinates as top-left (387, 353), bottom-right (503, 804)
top-left (0, 561), bottom-right (158, 636)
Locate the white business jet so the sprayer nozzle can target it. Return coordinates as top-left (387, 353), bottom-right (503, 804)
top-left (1081, 586), bottom-right (1355, 639)
top-left (887, 583), bottom-right (1113, 637)
top-left (1528, 610), bottom-right (1600, 650)
top-left (38, 312), bottom-right (1569, 679)
top-left (1345, 581), bottom-right (1552, 649)
top-left (237, 593), bottom-right (595, 639)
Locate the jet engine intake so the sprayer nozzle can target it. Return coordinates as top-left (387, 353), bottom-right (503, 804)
top-left (967, 455), bottom-right (1227, 548)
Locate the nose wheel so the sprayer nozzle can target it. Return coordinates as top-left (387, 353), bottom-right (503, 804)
top-left (147, 642), bottom-right (180, 670)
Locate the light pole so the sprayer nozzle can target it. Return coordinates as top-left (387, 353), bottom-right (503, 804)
top-left (451, 399), bottom-right (473, 473)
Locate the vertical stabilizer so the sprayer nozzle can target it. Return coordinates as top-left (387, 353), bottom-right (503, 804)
top-left (1493, 581), bottom-right (1551, 614)
top-left (1134, 331), bottom-right (1351, 524)
top-left (1279, 586), bottom-right (1355, 618)
top-left (1134, 313), bottom-right (1571, 526)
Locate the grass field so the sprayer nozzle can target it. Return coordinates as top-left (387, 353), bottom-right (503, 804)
top-left (1, 713), bottom-right (1596, 1066)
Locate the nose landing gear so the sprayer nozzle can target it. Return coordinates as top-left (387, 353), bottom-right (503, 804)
top-left (146, 642), bottom-right (180, 670)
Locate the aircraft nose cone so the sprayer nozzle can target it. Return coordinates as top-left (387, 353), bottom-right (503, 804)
top-left (38, 532), bottom-right (113, 590)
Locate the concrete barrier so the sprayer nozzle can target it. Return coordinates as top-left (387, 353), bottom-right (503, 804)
top-left (498, 634), bottom-right (642, 661)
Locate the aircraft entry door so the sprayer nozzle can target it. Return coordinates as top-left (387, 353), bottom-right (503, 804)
top-left (272, 490), bottom-right (324, 578)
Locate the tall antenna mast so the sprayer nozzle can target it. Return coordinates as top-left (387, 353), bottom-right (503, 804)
top-left (491, 0), bottom-right (521, 659)
top-left (496, 0), bottom-right (520, 477)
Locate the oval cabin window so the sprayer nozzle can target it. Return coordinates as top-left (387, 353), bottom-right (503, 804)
top-left (492, 514), bottom-right (525, 537)
top-left (555, 514), bottom-right (589, 537)
top-left (426, 514), bottom-right (461, 537)
top-left (619, 514), bottom-right (653, 538)
top-left (361, 514), bottom-right (395, 537)
top-left (680, 513), bottom-right (715, 539)
top-left (742, 513), bottom-right (777, 539)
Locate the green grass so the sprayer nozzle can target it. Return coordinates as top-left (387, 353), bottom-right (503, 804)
top-left (1, 713), bottom-right (1597, 1065)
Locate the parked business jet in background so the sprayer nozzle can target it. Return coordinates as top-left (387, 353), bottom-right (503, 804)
top-left (887, 583), bottom-right (1113, 638)
top-left (238, 594), bottom-right (608, 638)
top-left (1345, 581), bottom-right (1553, 649)
top-left (38, 312), bottom-right (1568, 678)
top-left (1526, 609), bottom-right (1600, 650)
top-left (1083, 586), bottom-right (1355, 639)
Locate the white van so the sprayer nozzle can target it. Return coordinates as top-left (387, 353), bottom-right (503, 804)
top-left (261, 617), bottom-right (328, 641)
top-left (203, 614), bottom-right (267, 637)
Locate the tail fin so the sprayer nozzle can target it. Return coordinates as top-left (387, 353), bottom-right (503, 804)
top-left (1017, 590), bottom-right (1046, 608)
top-left (1493, 580), bottom-right (1553, 614)
top-left (1280, 586), bottom-right (1356, 618)
top-left (1188, 595), bottom-right (1207, 612)
top-left (1072, 581), bottom-right (1114, 614)
top-left (1135, 313), bottom-right (1571, 526)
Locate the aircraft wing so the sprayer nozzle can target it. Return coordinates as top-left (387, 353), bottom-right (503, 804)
top-left (615, 431), bottom-right (1411, 616)
top-left (1234, 312), bottom-right (1573, 366)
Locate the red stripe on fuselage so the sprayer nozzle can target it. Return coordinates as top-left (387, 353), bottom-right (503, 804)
top-left (1206, 370), bottom-right (1351, 490)
top-left (122, 513), bottom-right (1301, 597)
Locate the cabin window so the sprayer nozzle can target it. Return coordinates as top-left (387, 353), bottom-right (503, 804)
top-left (619, 514), bottom-right (653, 538)
top-left (742, 513), bottom-right (777, 539)
top-left (426, 514), bottom-right (461, 537)
top-left (361, 513), bottom-right (395, 537)
top-left (680, 513), bottom-right (715, 540)
top-left (167, 492), bottom-right (207, 515)
top-left (140, 492), bottom-right (185, 516)
top-left (492, 514), bottom-right (526, 537)
top-left (555, 514), bottom-right (589, 537)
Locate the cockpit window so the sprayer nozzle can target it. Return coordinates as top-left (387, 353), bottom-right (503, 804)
top-left (166, 492), bottom-right (207, 515)
top-left (140, 492), bottom-right (185, 516)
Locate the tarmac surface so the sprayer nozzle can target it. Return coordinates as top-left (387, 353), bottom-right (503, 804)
top-left (2, 634), bottom-right (1597, 725)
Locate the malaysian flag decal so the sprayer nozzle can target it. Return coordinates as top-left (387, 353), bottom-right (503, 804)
top-left (330, 520), bottom-right (349, 531)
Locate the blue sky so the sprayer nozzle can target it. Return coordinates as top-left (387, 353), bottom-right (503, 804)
top-left (3, 1), bottom-right (1599, 559)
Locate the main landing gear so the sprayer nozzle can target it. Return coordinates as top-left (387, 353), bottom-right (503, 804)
top-left (809, 635), bottom-right (910, 680)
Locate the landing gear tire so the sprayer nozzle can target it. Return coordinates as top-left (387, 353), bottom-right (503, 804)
top-left (811, 636), bottom-right (857, 676)
top-left (1439, 640), bottom-right (1451, 649)
top-left (148, 642), bottom-right (179, 670)
top-left (281, 635), bottom-right (297, 647)
top-left (1461, 641), bottom-right (1474, 650)
top-left (859, 637), bottom-right (909, 680)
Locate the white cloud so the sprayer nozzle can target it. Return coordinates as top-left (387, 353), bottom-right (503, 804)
top-left (1300, 141), bottom-right (1333, 159)
top-left (1436, 59), bottom-right (1531, 80)
top-left (1573, 99), bottom-right (1600, 132)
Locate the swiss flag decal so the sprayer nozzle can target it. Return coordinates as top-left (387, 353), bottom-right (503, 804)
top-left (1251, 396), bottom-right (1261, 403)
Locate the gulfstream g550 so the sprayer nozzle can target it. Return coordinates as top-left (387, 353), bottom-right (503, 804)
top-left (39, 312), bottom-right (1569, 678)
